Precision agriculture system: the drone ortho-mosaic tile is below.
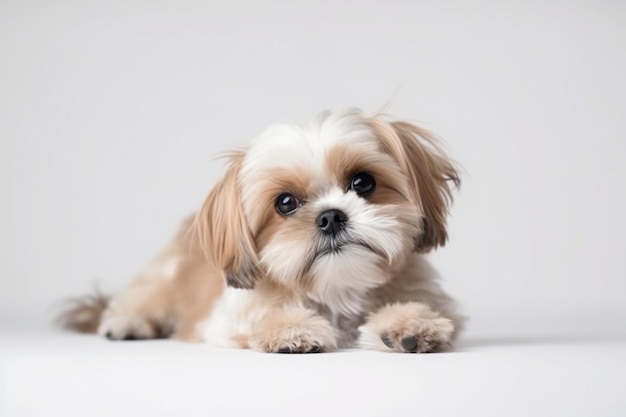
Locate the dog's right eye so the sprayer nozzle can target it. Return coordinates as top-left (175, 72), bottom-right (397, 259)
top-left (275, 193), bottom-right (300, 216)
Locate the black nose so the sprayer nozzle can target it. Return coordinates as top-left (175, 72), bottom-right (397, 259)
top-left (316, 209), bottom-right (348, 236)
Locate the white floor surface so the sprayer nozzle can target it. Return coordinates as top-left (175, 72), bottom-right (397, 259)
top-left (2, 316), bottom-right (625, 417)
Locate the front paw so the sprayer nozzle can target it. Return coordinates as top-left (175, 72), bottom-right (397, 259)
top-left (359, 302), bottom-right (454, 353)
top-left (249, 308), bottom-right (337, 353)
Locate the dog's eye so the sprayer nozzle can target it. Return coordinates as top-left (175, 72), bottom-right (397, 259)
top-left (275, 193), bottom-right (300, 216)
top-left (349, 172), bottom-right (376, 197)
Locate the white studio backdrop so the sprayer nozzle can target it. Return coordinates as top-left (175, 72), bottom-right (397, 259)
top-left (1, 0), bottom-right (625, 337)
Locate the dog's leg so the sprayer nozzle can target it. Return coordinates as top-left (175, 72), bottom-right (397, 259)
top-left (358, 302), bottom-right (455, 353)
top-left (248, 307), bottom-right (337, 353)
top-left (99, 217), bottom-right (223, 341)
top-left (98, 256), bottom-right (179, 341)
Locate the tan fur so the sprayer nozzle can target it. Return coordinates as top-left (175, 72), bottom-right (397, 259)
top-left (57, 291), bottom-right (109, 333)
top-left (252, 166), bottom-right (312, 250)
top-left (248, 306), bottom-right (337, 353)
top-left (194, 152), bottom-right (260, 290)
top-left (324, 143), bottom-right (412, 206)
top-left (368, 118), bottom-right (460, 251)
top-left (89, 216), bottom-right (223, 341)
top-left (360, 302), bottom-right (454, 353)
top-left (263, 216), bottom-right (320, 292)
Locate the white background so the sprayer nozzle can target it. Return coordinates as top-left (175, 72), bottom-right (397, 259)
top-left (2, 0), bottom-right (625, 332)
top-left (1, 1), bottom-right (626, 416)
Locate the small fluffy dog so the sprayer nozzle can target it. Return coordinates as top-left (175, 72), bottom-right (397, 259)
top-left (61, 108), bottom-right (463, 353)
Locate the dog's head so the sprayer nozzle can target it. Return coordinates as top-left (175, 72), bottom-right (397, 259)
top-left (195, 109), bottom-right (459, 314)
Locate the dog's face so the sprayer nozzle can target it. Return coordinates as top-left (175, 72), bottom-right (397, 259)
top-left (196, 109), bottom-right (459, 315)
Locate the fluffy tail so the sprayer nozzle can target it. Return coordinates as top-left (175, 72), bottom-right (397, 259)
top-left (56, 291), bottom-right (110, 333)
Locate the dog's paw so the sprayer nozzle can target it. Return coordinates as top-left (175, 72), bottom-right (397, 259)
top-left (98, 312), bottom-right (157, 341)
top-left (249, 308), bottom-right (337, 353)
top-left (358, 302), bottom-right (454, 353)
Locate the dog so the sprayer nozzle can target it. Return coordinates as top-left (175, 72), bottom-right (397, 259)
top-left (59, 108), bottom-right (463, 353)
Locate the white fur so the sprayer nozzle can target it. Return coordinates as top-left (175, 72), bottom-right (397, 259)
top-left (201, 283), bottom-right (310, 349)
top-left (242, 109), bottom-right (379, 176)
top-left (201, 287), bottom-right (261, 348)
top-left (305, 188), bottom-right (414, 316)
top-left (98, 312), bottom-right (154, 339)
top-left (257, 186), bottom-right (410, 316)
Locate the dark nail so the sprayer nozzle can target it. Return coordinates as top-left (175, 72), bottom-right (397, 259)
top-left (105, 331), bottom-right (114, 340)
top-left (123, 334), bottom-right (136, 341)
top-left (277, 346), bottom-right (292, 353)
top-left (308, 346), bottom-right (321, 353)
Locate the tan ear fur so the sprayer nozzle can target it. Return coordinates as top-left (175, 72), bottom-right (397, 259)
top-left (369, 118), bottom-right (460, 252)
top-left (194, 151), bottom-right (259, 289)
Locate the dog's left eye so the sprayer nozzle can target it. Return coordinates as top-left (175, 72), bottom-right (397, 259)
top-left (349, 172), bottom-right (376, 197)
top-left (275, 193), bottom-right (300, 216)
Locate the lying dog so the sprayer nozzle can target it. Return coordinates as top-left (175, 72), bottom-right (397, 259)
top-left (60, 108), bottom-right (463, 353)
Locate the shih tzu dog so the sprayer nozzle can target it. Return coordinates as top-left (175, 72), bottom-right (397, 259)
top-left (60, 108), bottom-right (463, 353)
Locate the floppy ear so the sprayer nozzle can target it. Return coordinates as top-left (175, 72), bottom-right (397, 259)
top-left (369, 118), bottom-right (460, 252)
top-left (194, 151), bottom-right (259, 289)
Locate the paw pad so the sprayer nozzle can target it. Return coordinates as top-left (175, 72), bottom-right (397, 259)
top-left (400, 335), bottom-right (418, 352)
top-left (379, 333), bottom-right (441, 353)
top-left (381, 333), bottom-right (394, 349)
